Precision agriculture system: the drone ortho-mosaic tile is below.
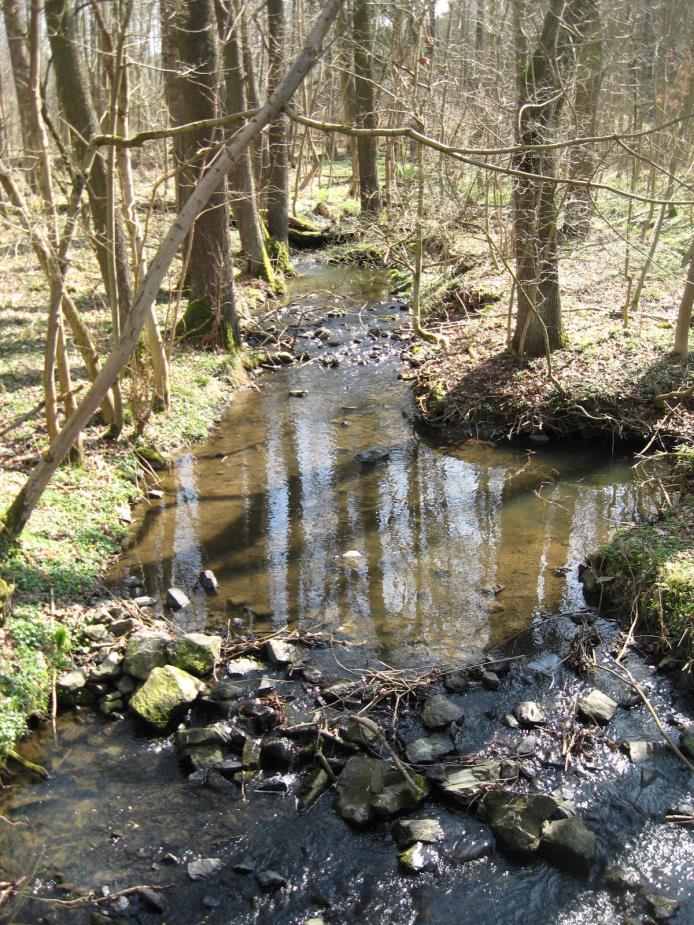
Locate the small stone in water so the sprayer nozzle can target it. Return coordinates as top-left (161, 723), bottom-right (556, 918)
top-left (166, 587), bottom-right (190, 610)
top-left (398, 843), bottom-right (439, 873)
top-left (255, 869), bottom-right (287, 892)
top-left (422, 695), bottom-right (464, 729)
top-left (187, 858), bottom-right (223, 881)
top-left (342, 549), bottom-right (362, 559)
top-left (513, 701), bottom-right (546, 726)
top-left (392, 818), bottom-right (444, 848)
top-left (199, 569), bottom-right (219, 594)
top-left (577, 688), bottom-right (618, 724)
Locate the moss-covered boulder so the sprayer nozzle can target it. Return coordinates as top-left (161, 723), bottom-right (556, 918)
top-left (130, 665), bottom-right (201, 731)
top-left (334, 756), bottom-right (427, 825)
top-left (167, 632), bottom-right (221, 677)
top-left (123, 630), bottom-right (170, 681)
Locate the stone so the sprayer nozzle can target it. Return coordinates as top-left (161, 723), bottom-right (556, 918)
top-left (137, 887), bottom-right (166, 913)
top-left (123, 575), bottom-right (143, 589)
top-left (451, 834), bottom-right (494, 864)
top-left (113, 677), bottom-right (133, 697)
top-left (437, 761), bottom-right (501, 807)
top-left (165, 587), bottom-right (190, 610)
top-left (82, 623), bottom-right (110, 641)
top-left (241, 700), bottom-right (280, 730)
top-left (482, 670), bottom-right (500, 691)
top-left (57, 668), bottom-right (87, 697)
top-left (129, 665), bottom-right (201, 731)
top-left (241, 737), bottom-right (262, 770)
top-left (642, 892), bottom-right (680, 922)
top-left (199, 570), bottom-right (219, 594)
top-left (187, 858), bottom-right (222, 880)
top-left (334, 756), bottom-right (426, 825)
top-left (175, 723), bottom-right (237, 751)
top-left (215, 759), bottom-right (243, 779)
top-left (90, 651), bottom-right (123, 682)
top-left (398, 843), bottom-right (439, 873)
top-left (516, 733), bottom-right (537, 758)
top-left (343, 717), bottom-right (378, 748)
top-left (297, 767), bottom-right (330, 811)
top-left (604, 866), bottom-right (642, 893)
top-left (208, 679), bottom-right (247, 700)
top-left (255, 870), bottom-right (287, 892)
top-left (422, 695), bottom-right (464, 729)
top-left (513, 701), bottom-right (546, 726)
top-left (132, 596), bottom-right (157, 608)
top-left (679, 728), bottom-right (694, 760)
top-left (540, 816), bottom-right (596, 875)
top-left (626, 740), bottom-right (656, 763)
top-left (168, 633), bottom-right (221, 677)
top-left (392, 818), bottom-right (444, 848)
top-left (443, 671), bottom-right (470, 693)
top-left (110, 618), bottom-right (136, 637)
top-left (264, 638), bottom-right (297, 666)
top-left (577, 688), bottom-right (618, 724)
top-left (484, 792), bottom-right (559, 854)
top-left (405, 734), bottom-right (453, 764)
top-left (322, 681), bottom-right (357, 703)
top-left (355, 445), bottom-right (391, 464)
top-left (504, 713), bottom-right (519, 729)
top-left (226, 657), bottom-right (265, 677)
top-left (181, 744), bottom-right (224, 772)
top-left (260, 737), bottom-right (296, 771)
top-left (123, 630), bottom-right (170, 680)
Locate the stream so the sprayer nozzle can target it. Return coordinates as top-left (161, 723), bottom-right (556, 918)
top-left (1, 257), bottom-right (692, 925)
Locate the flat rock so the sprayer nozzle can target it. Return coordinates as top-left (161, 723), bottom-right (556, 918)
top-left (422, 695), bottom-right (464, 729)
top-left (484, 792), bottom-right (559, 854)
top-left (626, 740), bottom-right (656, 763)
top-left (335, 756), bottom-right (426, 825)
top-left (643, 892), bottom-right (680, 922)
top-left (57, 668), bottom-right (87, 695)
top-left (513, 701), bottom-right (546, 726)
top-left (180, 744), bottom-right (224, 771)
top-left (264, 638), bottom-right (297, 666)
top-left (226, 657), bottom-right (265, 677)
top-left (405, 734), bottom-right (453, 764)
top-left (297, 767), bottom-right (330, 811)
top-left (129, 665), bottom-right (200, 731)
top-left (175, 723), bottom-right (238, 752)
top-left (123, 630), bottom-right (170, 680)
top-left (392, 818), bottom-right (444, 848)
top-left (168, 632), bottom-right (221, 677)
top-left (132, 595), bottom-right (157, 608)
top-left (437, 760), bottom-right (501, 807)
top-left (110, 618), bottom-right (136, 637)
top-left (603, 866), bottom-right (642, 893)
top-left (541, 816), bottom-right (596, 874)
top-left (577, 688), bottom-right (618, 724)
top-left (398, 843), bottom-right (439, 873)
top-left (187, 858), bottom-right (222, 881)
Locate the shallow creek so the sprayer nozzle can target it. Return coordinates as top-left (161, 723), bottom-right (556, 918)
top-left (1, 257), bottom-right (692, 925)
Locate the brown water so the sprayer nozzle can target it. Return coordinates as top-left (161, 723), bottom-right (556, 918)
top-left (116, 256), bottom-right (646, 662)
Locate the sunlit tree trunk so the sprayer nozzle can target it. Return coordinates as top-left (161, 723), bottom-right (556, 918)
top-left (266, 0), bottom-right (290, 253)
top-left (352, 0), bottom-right (381, 213)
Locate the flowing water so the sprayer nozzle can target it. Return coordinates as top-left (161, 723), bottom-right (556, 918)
top-left (1, 257), bottom-right (692, 925)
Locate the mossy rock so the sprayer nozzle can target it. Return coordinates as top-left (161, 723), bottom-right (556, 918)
top-left (130, 665), bottom-right (201, 732)
top-left (167, 632), bottom-right (221, 677)
top-left (135, 445), bottom-right (169, 471)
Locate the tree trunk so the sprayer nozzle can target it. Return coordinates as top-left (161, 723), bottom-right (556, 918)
top-left (511, 0), bottom-right (598, 357)
top-left (2, 0), bottom-right (42, 187)
top-left (216, 0), bottom-right (275, 285)
top-left (674, 238), bottom-right (694, 357)
top-left (160, 0), bottom-right (187, 212)
top-left (175, 0), bottom-right (238, 349)
top-left (266, 0), bottom-right (290, 253)
top-left (352, 0), bottom-right (382, 213)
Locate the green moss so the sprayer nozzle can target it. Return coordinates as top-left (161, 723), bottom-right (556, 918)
top-left (266, 237), bottom-right (295, 276)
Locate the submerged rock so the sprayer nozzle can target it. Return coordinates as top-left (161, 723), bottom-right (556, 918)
top-left (255, 869), bottom-right (287, 892)
top-left (483, 792), bottom-right (559, 854)
top-left (398, 843), bottom-right (439, 873)
top-left (451, 832), bottom-right (494, 864)
top-left (577, 688), bottom-right (618, 724)
top-left (355, 445), bottom-right (391, 464)
top-left (129, 665), bottom-right (200, 731)
top-left (405, 734), bottom-right (453, 764)
top-left (168, 632), bottom-right (221, 677)
top-left (422, 695), bottom-right (464, 729)
top-left (123, 630), bottom-right (170, 680)
top-left (297, 766), bottom-right (330, 811)
top-left (335, 756), bottom-right (426, 825)
top-left (540, 816), bottom-right (596, 874)
top-left (437, 760), bottom-right (501, 807)
top-left (392, 818), bottom-right (444, 848)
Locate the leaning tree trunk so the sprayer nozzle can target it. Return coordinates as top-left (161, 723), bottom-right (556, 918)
top-left (511, 0), bottom-right (598, 357)
top-left (265, 0), bottom-right (290, 258)
top-left (174, 0), bottom-right (239, 350)
top-left (674, 238), bottom-right (694, 357)
top-left (215, 0), bottom-right (275, 285)
top-left (352, 0), bottom-right (382, 213)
